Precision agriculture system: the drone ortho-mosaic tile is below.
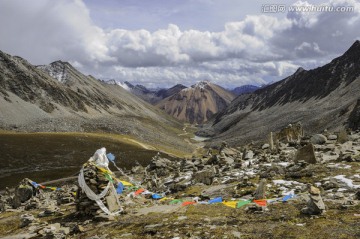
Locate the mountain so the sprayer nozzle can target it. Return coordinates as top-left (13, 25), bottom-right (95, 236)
top-left (231, 85), bottom-right (260, 96)
top-left (0, 51), bottom-right (193, 152)
top-left (198, 40), bottom-right (360, 145)
top-left (104, 81), bottom-right (185, 104)
top-left (156, 81), bottom-right (235, 124)
top-left (155, 84), bottom-right (187, 99)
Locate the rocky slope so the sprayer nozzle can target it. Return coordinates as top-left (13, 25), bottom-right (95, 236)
top-left (198, 41), bottom-right (360, 146)
top-left (0, 130), bottom-right (359, 238)
top-left (156, 81), bottom-right (235, 124)
top-left (0, 51), bottom-right (193, 152)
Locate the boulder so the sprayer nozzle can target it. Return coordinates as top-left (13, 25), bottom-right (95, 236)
top-left (253, 179), bottom-right (266, 200)
top-left (14, 178), bottom-right (35, 203)
top-left (193, 170), bottom-right (215, 185)
top-left (310, 134), bottom-right (327, 145)
top-left (295, 143), bottom-right (317, 164)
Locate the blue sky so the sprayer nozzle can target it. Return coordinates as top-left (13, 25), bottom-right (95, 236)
top-left (0, 0), bottom-right (359, 88)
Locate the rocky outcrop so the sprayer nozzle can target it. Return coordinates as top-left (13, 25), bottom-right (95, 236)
top-left (348, 99), bottom-right (360, 130)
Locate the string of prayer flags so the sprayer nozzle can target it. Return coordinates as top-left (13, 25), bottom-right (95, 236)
top-left (30, 181), bottom-right (61, 191)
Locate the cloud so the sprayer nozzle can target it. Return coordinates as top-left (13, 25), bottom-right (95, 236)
top-left (0, 0), bottom-right (359, 88)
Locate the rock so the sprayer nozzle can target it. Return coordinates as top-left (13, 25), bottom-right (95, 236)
top-left (39, 223), bottom-right (70, 239)
top-left (105, 194), bottom-right (122, 213)
top-left (94, 213), bottom-right (115, 222)
top-left (308, 185), bottom-right (320, 195)
top-left (38, 205), bottom-right (59, 217)
top-left (20, 214), bottom-right (37, 228)
top-left (262, 144), bottom-right (270, 149)
top-left (355, 190), bottom-right (360, 200)
top-left (310, 134), bottom-right (327, 145)
top-left (144, 223), bottom-right (163, 234)
top-left (295, 143), bottom-right (317, 164)
top-left (244, 150), bottom-right (254, 160)
top-left (193, 170), bottom-right (215, 185)
top-left (328, 135), bottom-right (338, 140)
top-left (253, 179), bottom-right (266, 200)
top-left (301, 184), bottom-right (326, 215)
top-left (13, 178), bottom-right (36, 207)
top-left (322, 179), bottom-right (339, 190)
top-left (231, 231), bottom-right (242, 238)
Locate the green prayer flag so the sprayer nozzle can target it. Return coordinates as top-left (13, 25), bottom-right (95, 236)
top-left (169, 199), bottom-right (183, 204)
top-left (236, 200), bottom-right (251, 208)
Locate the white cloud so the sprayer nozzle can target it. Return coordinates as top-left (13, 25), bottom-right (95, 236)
top-left (0, 0), bottom-right (359, 88)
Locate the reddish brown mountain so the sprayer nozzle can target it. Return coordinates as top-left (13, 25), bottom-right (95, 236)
top-left (156, 81), bottom-right (235, 124)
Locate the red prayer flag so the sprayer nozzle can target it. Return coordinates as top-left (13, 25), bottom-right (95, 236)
top-left (182, 201), bottom-right (196, 206)
top-left (134, 188), bottom-right (145, 195)
top-left (253, 199), bottom-right (267, 207)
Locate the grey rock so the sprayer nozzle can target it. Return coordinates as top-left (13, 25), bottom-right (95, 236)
top-left (328, 135), bottom-right (338, 140)
top-left (20, 214), bottom-right (36, 228)
top-left (310, 134), bottom-right (327, 145)
top-left (144, 223), bottom-right (163, 233)
top-left (295, 143), bottom-right (317, 164)
top-left (193, 170), bottom-right (215, 185)
top-left (244, 150), bottom-right (254, 160)
top-left (253, 179), bottom-right (266, 200)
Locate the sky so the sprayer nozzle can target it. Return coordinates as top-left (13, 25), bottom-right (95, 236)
top-left (0, 0), bottom-right (359, 88)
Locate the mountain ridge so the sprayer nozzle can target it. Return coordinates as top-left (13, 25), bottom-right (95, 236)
top-left (198, 40), bottom-right (360, 146)
top-left (0, 50), bottom-right (193, 153)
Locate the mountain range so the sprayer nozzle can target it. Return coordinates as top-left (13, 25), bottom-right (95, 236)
top-left (1, 40), bottom-right (359, 149)
top-left (197, 40), bottom-right (360, 146)
top-left (0, 51), bottom-right (193, 152)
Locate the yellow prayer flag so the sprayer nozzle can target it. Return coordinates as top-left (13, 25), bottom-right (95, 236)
top-left (222, 201), bottom-right (238, 208)
top-left (120, 180), bottom-right (133, 186)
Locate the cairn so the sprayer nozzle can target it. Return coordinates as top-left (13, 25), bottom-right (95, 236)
top-left (76, 148), bottom-right (122, 219)
top-left (301, 184), bottom-right (326, 215)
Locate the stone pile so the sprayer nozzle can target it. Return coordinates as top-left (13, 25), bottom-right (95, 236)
top-left (76, 161), bottom-right (121, 219)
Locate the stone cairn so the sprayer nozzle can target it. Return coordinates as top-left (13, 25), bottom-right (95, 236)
top-left (76, 148), bottom-right (121, 219)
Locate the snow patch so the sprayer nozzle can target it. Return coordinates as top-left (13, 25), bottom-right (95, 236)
top-left (278, 162), bottom-right (290, 167)
top-left (116, 82), bottom-right (131, 91)
top-left (333, 175), bottom-right (360, 189)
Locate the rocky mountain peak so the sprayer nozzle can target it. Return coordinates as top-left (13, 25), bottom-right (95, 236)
top-left (37, 61), bottom-right (73, 83)
top-left (157, 81), bottom-right (235, 124)
top-left (191, 80), bottom-right (210, 89)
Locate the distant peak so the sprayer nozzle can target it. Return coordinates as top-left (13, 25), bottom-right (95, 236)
top-left (192, 80), bottom-right (210, 89)
top-left (342, 40), bottom-right (360, 56)
top-left (295, 67), bottom-right (306, 74)
top-left (50, 60), bottom-right (73, 68)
